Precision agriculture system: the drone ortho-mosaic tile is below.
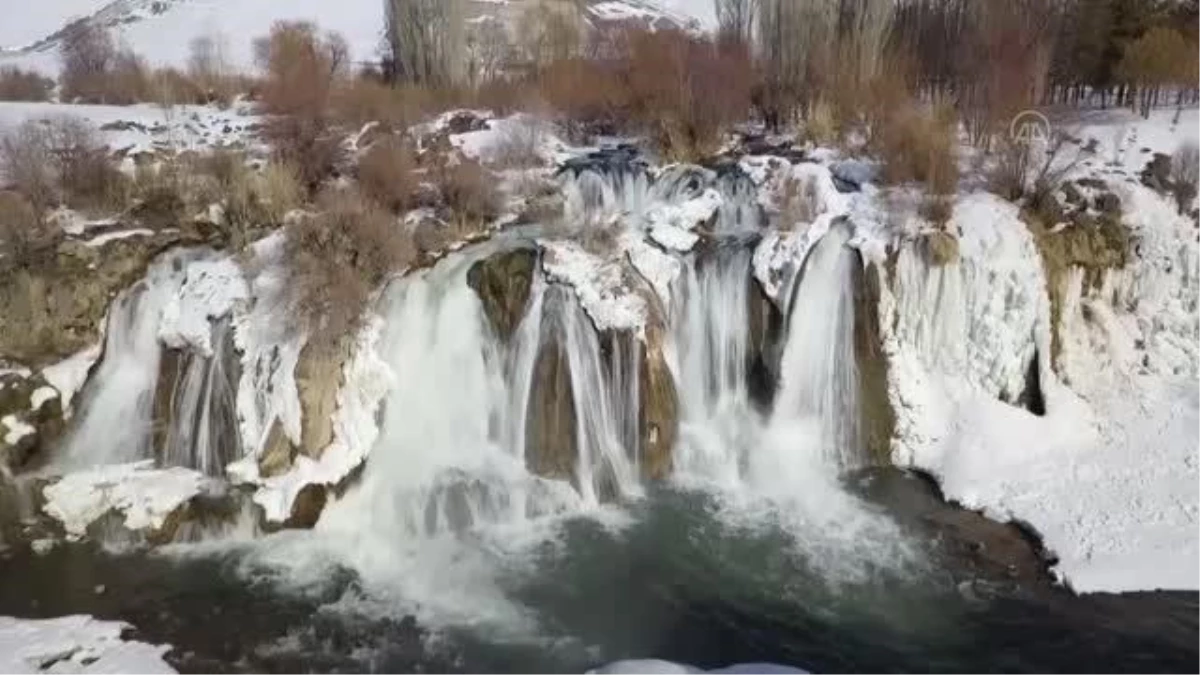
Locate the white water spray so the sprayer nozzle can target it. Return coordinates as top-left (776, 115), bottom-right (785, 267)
top-left (772, 223), bottom-right (862, 468)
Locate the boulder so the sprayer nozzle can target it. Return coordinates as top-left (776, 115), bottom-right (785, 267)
top-left (525, 323), bottom-right (579, 486)
top-left (0, 373), bottom-right (65, 473)
top-left (638, 320), bottom-right (678, 481)
top-left (467, 248), bottom-right (538, 342)
top-left (922, 229), bottom-right (960, 266)
top-left (852, 259), bottom-right (895, 466)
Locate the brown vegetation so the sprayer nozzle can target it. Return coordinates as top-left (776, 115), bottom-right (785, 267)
top-left (357, 137), bottom-right (418, 213)
top-left (0, 191), bottom-right (61, 270)
top-left (0, 67), bottom-right (53, 102)
top-left (0, 117), bottom-right (126, 213)
top-left (255, 21), bottom-right (349, 191)
top-left (285, 189), bottom-right (414, 344)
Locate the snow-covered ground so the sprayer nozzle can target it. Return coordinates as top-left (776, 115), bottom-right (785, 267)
top-left (42, 460), bottom-right (208, 538)
top-left (0, 101), bottom-right (260, 158)
top-left (879, 108), bottom-right (1199, 593)
top-left (0, 615), bottom-right (175, 674)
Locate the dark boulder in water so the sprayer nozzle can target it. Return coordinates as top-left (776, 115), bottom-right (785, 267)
top-left (467, 248), bottom-right (538, 343)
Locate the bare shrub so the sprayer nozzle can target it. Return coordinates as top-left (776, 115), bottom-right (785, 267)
top-left (285, 189), bottom-right (414, 345)
top-left (60, 21), bottom-right (115, 102)
top-left (0, 191), bottom-right (61, 270)
top-left (331, 77), bottom-right (426, 130)
top-left (0, 67), bottom-right (54, 101)
top-left (989, 131), bottom-right (1087, 210)
top-left (876, 103), bottom-right (959, 191)
top-left (127, 161), bottom-right (187, 229)
top-left (0, 117), bottom-right (125, 212)
top-left (538, 58), bottom-right (628, 132)
top-left (358, 137), bottom-right (418, 213)
top-left (490, 116), bottom-right (546, 169)
top-left (624, 29), bottom-right (753, 160)
top-left (255, 21), bottom-right (349, 191)
top-left (436, 158), bottom-right (501, 225)
top-left (255, 162), bottom-right (304, 224)
top-left (186, 151), bottom-right (303, 244)
top-left (1171, 142), bottom-right (1199, 213)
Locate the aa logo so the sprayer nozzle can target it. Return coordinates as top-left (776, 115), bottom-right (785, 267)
top-left (1009, 110), bottom-right (1051, 146)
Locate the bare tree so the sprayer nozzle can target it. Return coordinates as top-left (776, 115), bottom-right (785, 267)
top-left (465, 17), bottom-right (511, 87)
top-left (757, 0), bottom-right (837, 126)
top-left (383, 0), bottom-right (465, 87)
top-left (715, 0), bottom-right (757, 46)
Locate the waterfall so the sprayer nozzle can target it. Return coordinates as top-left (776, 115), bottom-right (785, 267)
top-left (541, 285), bottom-right (641, 503)
top-left (669, 244), bottom-right (760, 486)
top-left (161, 317), bottom-right (241, 477)
top-left (774, 223), bottom-right (863, 468)
top-left (52, 253), bottom-right (189, 472)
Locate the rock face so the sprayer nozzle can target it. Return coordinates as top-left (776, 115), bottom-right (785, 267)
top-left (0, 232), bottom-right (201, 368)
top-left (0, 373), bottom-right (64, 473)
top-left (467, 248), bottom-right (538, 342)
top-left (852, 258), bottom-right (895, 466)
top-left (525, 321), bottom-right (579, 486)
top-left (295, 340), bottom-right (347, 459)
top-left (637, 320), bottom-right (678, 481)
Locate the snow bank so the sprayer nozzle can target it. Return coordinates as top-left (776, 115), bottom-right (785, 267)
top-left (2, 415), bottom-right (35, 446)
top-left (41, 343), bottom-right (102, 414)
top-left (540, 239), bottom-right (647, 334)
top-left (158, 257), bottom-right (249, 356)
top-left (886, 179), bottom-right (1199, 592)
top-left (233, 234), bottom-right (306, 462)
top-left (232, 317), bottom-right (392, 523)
top-left (0, 615), bottom-right (175, 674)
top-left (42, 460), bottom-right (206, 538)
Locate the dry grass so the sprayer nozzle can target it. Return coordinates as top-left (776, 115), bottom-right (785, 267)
top-left (331, 78), bottom-right (427, 131)
top-left (436, 158), bottom-right (501, 225)
top-left (0, 67), bottom-right (53, 102)
top-left (876, 103), bottom-right (959, 193)
top-left (285, 188), bottom-right (414, 345)
top-left (0, 190), bottom-right (61, 270)
top-left (490, 116), bottom-right (547, 169)
top-left (357, 136), bottom-right (418, 213)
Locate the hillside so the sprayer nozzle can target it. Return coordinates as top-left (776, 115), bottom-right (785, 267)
top-left (0, 0), bottom-right (712, 76)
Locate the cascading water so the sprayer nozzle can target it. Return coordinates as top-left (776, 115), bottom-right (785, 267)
top-left (161, 317), bottom-right (241, 477)
top-left (539, 285), bottom-right (640, 503)
top-left (668, 244), bottom-right (760, 487)
top-left (774, 223), bottom-right (863, 468)
top-left (52, 253), bottom-right (190, 472)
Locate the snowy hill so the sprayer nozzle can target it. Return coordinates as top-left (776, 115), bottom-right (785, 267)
top-left (0, 0), bottom-right (714, 76)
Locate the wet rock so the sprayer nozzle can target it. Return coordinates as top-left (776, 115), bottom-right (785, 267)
top-left (852, 259), bottom-right (895, 466)
top-left (638, 320), bottom-right (678, 481)
top-left (444, 110), bottom-right (489, 135)
top-left (257, 419), bottom-right (295, 478)
top-left (525, 325), bottom-right (578, 486)
top-left (852, 468), bottom-right (1056, 590)
top-left (0, 230), bottom-right (216, 368)
top-left (467, 248), bottom-right (538, 342)
top-left (295, 340), bottom-right (348, 459)
top-left (830, 159), bottom-right (877, 192)
top-left (922, 230), bottom-right (960, 266)
top-left (0, 373), bottom-right (65, 473)
top-left (284, 484), bottom-right (327, 529)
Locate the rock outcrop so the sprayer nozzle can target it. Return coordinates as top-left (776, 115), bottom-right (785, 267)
top-left (0, 373), bottom-right (64, 473)
top-left (467, 248), bottom-right (538, 342)
top-left (525, 320), bottom-right (579, 486)
top-left (852, 258), bottom-right (896, 465)
top-left (637, 320), bottom-right (678, 480)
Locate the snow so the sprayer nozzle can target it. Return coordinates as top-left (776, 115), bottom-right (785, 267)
top-left (30, 387), bottom-right (60, 411)
top-left (82, 229), bottom-right (154, 247)
top-left (232, 234), bottom-right (306, 462)
top-left (158, 257), bottom-right (249, 356)
top-left (0, 1), bottom-right (106, 51)
top-left (0, 615), bottom-right (175, 674)
top-left (0, 101), bottom-right (259, 157)
top-left (885, 161), bottom-right (1198, 592)
top-left (42, 460), bottom-right (206, 538)
top-left (236, 317), bottom-right (392, 523)
top-left (622, 232), bottom-right (682, 310)
top-left (540, 239), bottom-right (647, 334)
top-left (591, 661), bottom-right (807, 674)
top-left (40, 343), bottom-right (102, 414)
top-left (2, 415), bottom-right (35, 446)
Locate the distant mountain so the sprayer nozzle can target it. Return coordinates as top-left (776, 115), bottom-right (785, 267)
top-left (0, 0), bottom-right (713, 76)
